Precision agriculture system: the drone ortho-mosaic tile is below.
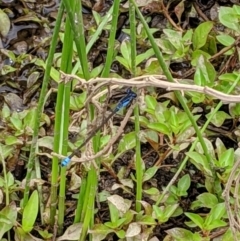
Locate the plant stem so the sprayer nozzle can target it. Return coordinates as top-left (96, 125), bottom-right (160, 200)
top-left (22, 1), bottom-right (64, 208)
top-left (156, 73), bottom-right (240, 205)
top-left (130, 0), bottom-right (212, 169)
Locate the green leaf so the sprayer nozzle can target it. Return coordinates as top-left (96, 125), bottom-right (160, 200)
top-left (164, 204), bottom-right (179, 220)
top-left (147, 122), bottom-right (171, 136)
top-left (218, 148), bottom-right (234, 168)
top-left (10, 116), bottom-right (23, 131)
top-left (143, 166), bottom-right (158, 182)
top-left (216, 34), bottom-right (235, 46)
top-left (206, 111), bottom-right (231, 127)
top-left (163, 29), bottom-right (182, 49)
top-left (166, 227), bottom-right (202, 241)
top-left (0, 9), bottom-right (10, 37)
top-left (143, 187), bottom-right (160, 195)
top-left (0, 213), bottom-right (13, 239)
top-left (138, 215), bottom-right (157, 225)
top-left (115, 229), bottom-right (125, 238)
top-left (105, 218), bottom-right (127, 229)
top-left (6, 172), bottom-right (14, 186)
top-left (194, 55), bottom-right (216, 87)
top-left (215, 138), bottom-right (227, 159)
top-left (0, 203), bottom-right (17, 240)
top-left (136, 48), bottom-right (155, 66)
top-left (70, 92), bottom-right (87, 111)
top-left (118, 132), bottom-right (136, 153)
top-left (2, 103), bottom-right (11, 118)
top-left (177, 174), bottom-right (190, 196)
top-left (90, 223), bottom-right (112, 241)
top-left (186, 151), bottom-right (212, 176)
top-left (5, 135), bottom-right (23, 145)
top-left (191, 50), bottom-right (211, 66)
top-left (219, 6), bottom-right (240, 32)
top-left (185, 212), bottom-right (204, 229)
top-left (0, 144), bottom-right (14, 160)
top-left (205, 203), bottom-right (226, 226)
top-left (120, 40), bottom-right (131, 66)
top-left (195, 193), bottom-right (218, 209)
top-left (108, 201), bottom-right (119, 224)
top-left (22, 190), bottom-right (39, 233)
top-left (115, 56), bottom-right (130, 70)
top-left (192, 21), bottom-right (213, 50)
top-left (145, 95), bottom-right (157, 110)
top-left (206, 219), bottom-right (227, 231)
top-left (90, 64), bottom-right (104, 78)
top-left (23, 108), bottom-right (37, 130)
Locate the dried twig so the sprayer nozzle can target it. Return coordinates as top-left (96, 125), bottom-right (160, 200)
top-left (60, 72), bottom-right (240, 103)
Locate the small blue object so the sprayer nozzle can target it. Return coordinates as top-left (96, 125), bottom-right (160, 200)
top-left (61, 156), bottom-right (71, 167)
top-left (61, 88), bottom-right (137, 167)
top-left (114, 88), bottom-right (137, 112)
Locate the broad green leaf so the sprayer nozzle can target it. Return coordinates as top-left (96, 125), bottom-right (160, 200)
top-left (0, 144), bottom-right (14, 160)
top-left (90, 223), bottom-right (112, 241)
top-left (166, 227), bottom-right (202, 241)
top-left (191, 50), bottom-right (211, 66)
top-left (194, 55), bottom-right (216, 86)
top-left (10, 116), bottom-right (22, 131)
top-left (0, 203), bottom-right (17, 239)
top-left (22, 190), bottom-right (39, 233)
top-left (191, 193), bottom-right (218, 209)
top-left (143, 166), bottom-right (158, 182)
top-left (186, 151), bottom-right (212, 176)
top-left (164, 204), bottom-right (179, 220)
top-left (192, 21), bottom-right (213, 50)
top-left (143, 187), bottom-right (160, 195)
top-left (115, 229), bottom-right (125, 238)
top-left (205, 203), bottom-right (226, 224)
top-left (195, 138), bottom-right (215, 159)
top-left (138, 215), bottom-right (156, 225)
top-left (147, 122), bottom-right (171, 136)
top-left (145, 95), bottom-right (157, 110)
top-left (2, 103), bottom-right (11, 118)
top-left (115, 56), bottom-right (130, 70)
top-left (37, 136), bottom-right (54, 150)
top-left (206, 111), bottom-right (231, 127)
top-left (0, 213), bottom-right (14, 240)
top-left (6, 172), bottom-right (14, 186)
top-left (0, 9), bottom-right (10, 37)
top-left (219, 6), bottom-right (240, 32)
top-left (185, 212), bottom-right (204, 229)
top-left (152, 205), bottom-right (163, 218)
top-left (108, 201), bottom-right (119, 224)
top-left (5, 135), bottom-right (23, 145)
top-left (90, 64), bottom-right (104, 78)
top-left (205, 219), bottom-right (227, 231)
top-left (23, 108), bottom-right (37, 130)
top-left (118, 132), bottom-right (136, 153)
top-left (92, 10), bottom-right (101, 25)
top-left (215, 138), bottom-right (227, 159)
top-left (216, 34), bottom-right (235, 46)
top-left (218, 148), bottom-right (234, 168)
top-left (70, 92), bottom-right (87, 111)
top-left (163, 29), bottom-right (182, 49)
top-left (177, 174), bottom-right (190, 195)
top-left (136, 48), bottom-right (155, 66)
top-left (120, 40), bottom-right (131, 66)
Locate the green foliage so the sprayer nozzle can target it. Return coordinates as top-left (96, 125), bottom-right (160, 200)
top-left (116, 40), bottom-right (155, 74)
top-left (22, 190), bottom-right (39, 233)
top-left (2, 2), bottom-right (240, 241)
top-left (0, 203), bottom-right (17, 239)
